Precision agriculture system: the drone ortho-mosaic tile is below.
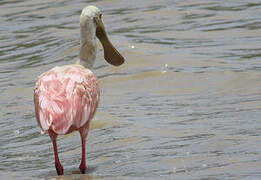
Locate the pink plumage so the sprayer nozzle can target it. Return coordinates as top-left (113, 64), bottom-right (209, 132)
top-left (34, 65), bottom-right (99, 135)
top-left (33, 65), bottom-right (100, 175)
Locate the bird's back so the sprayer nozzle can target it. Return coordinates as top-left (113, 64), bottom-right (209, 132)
top-left (34, 65), bottom-right (100, 135)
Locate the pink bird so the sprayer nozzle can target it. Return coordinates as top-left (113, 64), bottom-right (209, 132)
top-left (34, 6), bottom-right (125, 175)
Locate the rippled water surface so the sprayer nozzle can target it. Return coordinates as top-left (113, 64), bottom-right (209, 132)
top-left (1, 0), bottom-right (261, 179)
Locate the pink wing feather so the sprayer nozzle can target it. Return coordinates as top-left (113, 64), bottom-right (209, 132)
top-left (34, 65), bottom-right (100, 135)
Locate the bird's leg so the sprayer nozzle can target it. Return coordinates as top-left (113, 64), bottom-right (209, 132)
top-left (49, 130), bottom-right (64, 175)
top-left (79, 133), bottom-right (86, 173)
top-left (79, 122), bottom-right (90, 174)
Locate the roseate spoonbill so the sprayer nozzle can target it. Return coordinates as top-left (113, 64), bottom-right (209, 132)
top-left (34, 6), bottom-right (125, 175)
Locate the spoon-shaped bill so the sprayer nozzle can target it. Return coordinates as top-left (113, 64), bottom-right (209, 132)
top-left (96, 23), bottom-right (125, 66)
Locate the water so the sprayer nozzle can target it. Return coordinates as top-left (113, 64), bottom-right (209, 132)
top-left (1, 0), bottom-right (261, 179)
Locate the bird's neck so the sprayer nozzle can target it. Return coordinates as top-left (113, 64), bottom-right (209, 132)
top-left (77, 22), bottom-right (97, 69)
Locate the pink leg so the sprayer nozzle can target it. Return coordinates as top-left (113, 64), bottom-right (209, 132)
top-left (49, 130), bottom-right (63, 175)
top-left (79, 123), bottom-right (90, 174)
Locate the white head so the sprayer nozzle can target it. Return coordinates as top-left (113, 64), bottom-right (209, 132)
top-left (81, 5), bottom-right (101, 18)
top-left (79, 6), bottom-right (125, 68)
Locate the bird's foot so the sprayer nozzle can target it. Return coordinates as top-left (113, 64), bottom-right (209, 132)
top-left (79, 163), bottom-right (86, 174)
top-left (55, 162), bottom-right (64, 175)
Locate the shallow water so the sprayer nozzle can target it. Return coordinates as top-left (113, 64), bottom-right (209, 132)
top-left (0, 0), bottom-right (261, 179)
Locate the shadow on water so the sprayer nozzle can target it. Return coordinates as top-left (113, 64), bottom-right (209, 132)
top-left (45, 166), bottom-right (97, 180)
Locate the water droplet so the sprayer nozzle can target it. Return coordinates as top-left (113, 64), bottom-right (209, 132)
top-left (185, 11), bottom-right (192, 16)
top-left (172, 167), bottom-right (177, 173)
top-left (161, 70), bottom-right (167, 74)
top-left (202, 164), bottom-right (207, 168)
top-left (129, 45), bottom-right (135, 49)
